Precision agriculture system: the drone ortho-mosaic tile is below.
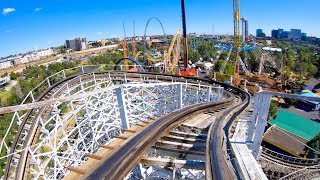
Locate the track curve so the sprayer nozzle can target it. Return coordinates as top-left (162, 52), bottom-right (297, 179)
top-left (4, 71), bottom-right (250, 179)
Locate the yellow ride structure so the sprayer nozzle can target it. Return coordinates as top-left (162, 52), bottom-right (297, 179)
top-left (135, 29), bottom-right (182, 74)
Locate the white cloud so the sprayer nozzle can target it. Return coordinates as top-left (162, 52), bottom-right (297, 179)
top-left (96, 32), bottom-right (103, 35)
top-left (34, 8), bottom-right (42, 12)
top-left (2, 8), bottom-right (16, 15)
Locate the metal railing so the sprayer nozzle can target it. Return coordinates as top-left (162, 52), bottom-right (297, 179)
top-left (0, 70), bottom-right (225, 179)
top-left (279, 164), bottom-right (320, 180)
top-left (262, 147), bottom-right (320, 166)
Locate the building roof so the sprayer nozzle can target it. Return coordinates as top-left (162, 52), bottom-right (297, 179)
top-left (305, 78), bottom-right (320, 90)
top-left (269, 109), bottom-right (320, 141)
top-left (263, 125), bottom-right (308, 157)
top-left (296, 91), bottom-right (320, 105)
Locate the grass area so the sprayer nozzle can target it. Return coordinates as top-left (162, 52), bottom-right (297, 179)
top-left (0, 91), bottom-right (12, 106)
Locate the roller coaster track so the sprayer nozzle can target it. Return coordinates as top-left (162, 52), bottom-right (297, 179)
top-left (74, 88), bottom-right (248, 179)
top-left (3, 69), bottom-right (318, 179)
top-left (262, 147), bottom-right (320, 167)
top-left (3, 71), bottom-right (251, 179)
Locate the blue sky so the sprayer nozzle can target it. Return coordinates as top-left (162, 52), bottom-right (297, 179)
top-left (0, 0), bottom-right (319, 57)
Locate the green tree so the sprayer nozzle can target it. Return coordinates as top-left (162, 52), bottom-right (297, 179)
top-left (189, 50), bottom-right (201, 63)
top-left (307, 133), bottom-right (320, 158)
top-left (9, 72), bottom-right (18, 80)
top-left (285, 66), bottom-right (291, 78)
top-left (268, 100), bottom-right (278, 118)
top-left (224, 63), bottom-right (234, 75)
top-left (214, 60), bottom-right (225, 72)
top-left (286, 49), bottom-right (296, 70)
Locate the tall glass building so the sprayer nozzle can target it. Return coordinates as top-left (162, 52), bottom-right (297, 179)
top-left (241, 17), bottom-right (249, 41)
top-left (256, 29), bottom-right (263, 37)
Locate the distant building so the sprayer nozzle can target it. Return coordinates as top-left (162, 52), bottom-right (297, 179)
top-left (241, 17), bottom-right (249, 41)
top-left (0, 76), bottom-right (10, 87)
top-left (282, 31), bottom-right (290, 39)
top-left (271, 28), bottom-right (309, 41)
top-left (271, 29), bottom-right (279, 38)
top-left (16, 53), bottom-right (40, 64)
top-left (289, 29), bottom-right (302, 40)
top-left (65, 37), bottom-right (87, 51)
top-left (89, 39), bottom-right (108, 48)
top-left (0, 59), bottom-right (14, 70)
top-left (256, 29), bottom-right (263, 37)
top-left (278, 29), bottom-right (284, 38)
top-left (37, 48), bottom-right (54, 57)
top-left (301, 33), bottom-right (307, 41)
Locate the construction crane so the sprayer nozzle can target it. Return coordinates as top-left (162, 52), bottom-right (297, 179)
top-left (181, 0), bottom-right (188, 69)
top-left (179, 0), bottom-right (197, 76)
top-left (233, 0), bottom-right (241, 77)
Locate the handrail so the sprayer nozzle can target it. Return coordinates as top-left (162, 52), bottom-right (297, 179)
top-left (262, 147), bottom-right (320, 165)
top-left (279, 164), bottom-right (320, 179)
top-left (2, 62), bottom-right (263, 179)
top-left (3, 70), bottom-right (239, 179)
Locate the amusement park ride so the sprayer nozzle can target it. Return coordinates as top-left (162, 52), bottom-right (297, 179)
top-left (118, 0), bottom-right (286, 92)
top-left (118, 0), bottom-right (197, 76)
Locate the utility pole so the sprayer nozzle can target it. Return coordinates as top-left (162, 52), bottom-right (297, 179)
top-left (181, 0), bottom-right (188, 69)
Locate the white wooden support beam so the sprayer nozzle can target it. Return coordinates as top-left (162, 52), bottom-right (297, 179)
top-left (207, 86), bottom-right (212, 102)
top-left (249, 93), bottom-right (272, 159)
top-left (81, 66), bottom-right (84, 73)
top-left (47, 78), bottom-right (51, 87)
top-left (115, 86), bottom-right (130, 129)
top-left (177, 83), bottom-right (183, 109)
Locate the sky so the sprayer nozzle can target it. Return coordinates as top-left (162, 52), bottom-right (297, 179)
top-left (0, 0), bottom-right (319, 57)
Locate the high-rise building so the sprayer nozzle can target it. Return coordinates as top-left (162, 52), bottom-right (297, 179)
top-left (241, 17), bottom-right (249, 41)
top-left (271, 29), bottom-right (279, 38)
top-left (289, 29), bottom-right (302, 40)
top-left (282, 31), bottom-right (290, 39)
top-left (256, 29), bottom-right (263, 37)
top-left (65, 37), bottom-right (87, 51)
top-left (278, 29), bottom-right (284, 39)
top-left (301, 33), bottom-right (307, 41)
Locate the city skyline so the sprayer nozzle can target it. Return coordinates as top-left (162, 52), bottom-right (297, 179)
top-left (1, 0), bottom-right (319, 57)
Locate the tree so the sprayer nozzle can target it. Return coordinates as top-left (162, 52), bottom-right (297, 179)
top-left (197, 43), bottom-right (217, 61)
top-left (307, 64), bottom-right (318, 78)
top-left (307, 133), bottom-right (320, 158)
top-left (224, 63), bottom-right (234, 75)
top-left (220, 51), bottom-right (228, 60)
top-left (268, 100), bottom-right (278, 118)
top-left (9, 72), bottom-right (18, 80)
top-left (214, 60), bottom-right (225, 72)
top-left (285, 66), bottom-right (291, 78)
top-left (57, 46), bottom-right (67, 54)
top-left (189, 50), bottom-right (201, 63)
top-left (286, 49), bottom-right (296, 70)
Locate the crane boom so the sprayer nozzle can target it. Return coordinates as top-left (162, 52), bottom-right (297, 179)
top-left (181, 0), bottom-right (188, 69)
top-left (233, 0), bottom-right (241, 77)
